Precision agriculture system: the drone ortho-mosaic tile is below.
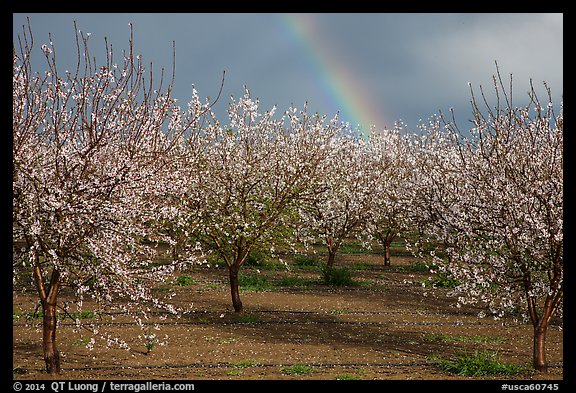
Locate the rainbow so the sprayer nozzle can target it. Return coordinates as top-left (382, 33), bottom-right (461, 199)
top-left (278, 13), bottom-right (389, 136)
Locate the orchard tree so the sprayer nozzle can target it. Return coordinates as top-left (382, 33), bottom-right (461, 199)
top-left (180, 92), bottom-right (342, 312)
top-left (298, 130), bottom-right (381, 273)
top-left (12, 20), bottom-right (204, 373)
top-left (412, 69), bottom-right (562, 372)
top-left (364, 126), bottom-right (416, 265)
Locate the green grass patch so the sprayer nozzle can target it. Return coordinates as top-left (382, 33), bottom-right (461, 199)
top-left (13, 311), bottom-right (24, 321)
top-left (292, 254), bottom-right (321, 270)
top-left (398, 261), bottom-right (431, 272)
top-left (241, 271), bottom-right (323, 290)
top-left (424, 334), bottom-right (507, 344)
top-left (280, 364), bottom-right (315, 375)
top-left (238, 273), bottom-right (272, 291)
top-left (13, 310), bottom-right (43, 321)
top-left (243, 251), bottom-right (287, 269)
top-left (71, 337), bottom-right (91, 346)
top-left (173, 274), bottom-right (196, 286)
top-left (432, 351), bottom-right (527, 376)
top-left (243, 251), bottom-right (267, 267)
top-left (69, 310), bottom-right (96, 319)
top-left (322, 265), bottom-right (358, 287)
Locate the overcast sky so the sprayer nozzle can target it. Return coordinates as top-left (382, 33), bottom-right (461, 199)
top-left (13, 13), bottom-right (563, 133)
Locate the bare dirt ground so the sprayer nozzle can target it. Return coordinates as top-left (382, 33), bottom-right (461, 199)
top-left (13, 251), bottom-right (563, 381)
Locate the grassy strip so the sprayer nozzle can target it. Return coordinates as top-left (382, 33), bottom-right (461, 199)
top-left (432, 351), bottom-right (527, 376)
top-left (424, 334), bottom-right (507, 344)
top-left (13, 310), bottom-right (95, 321)
top-left (280, 364), bottom-right (315, 375)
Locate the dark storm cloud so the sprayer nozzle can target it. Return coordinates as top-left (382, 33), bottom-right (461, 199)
top-left (13, 13), bottom-right (562, 131)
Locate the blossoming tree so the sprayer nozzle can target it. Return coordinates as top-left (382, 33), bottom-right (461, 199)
top-left (176, 93), bottom-right (342, 312)
top-left (411, 71), bottom-right (563, 372)
top-left (364, 126), bottom-right (417, 265)
top-left (296, 130), bottom-right (381, 274)
top-left (12, 20), bottom-right (204, 373)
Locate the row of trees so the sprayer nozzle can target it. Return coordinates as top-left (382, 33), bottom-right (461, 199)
top-left (409, 74), bottom-right (563, 372)
top-left (13, 21), bottom-right (562, 374)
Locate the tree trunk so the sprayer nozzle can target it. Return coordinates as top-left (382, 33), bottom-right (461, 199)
top-left (533, 324), bottom-right (548, 372)
top-left (42, 301), bottom-right (61, 374)
top-left (325, 235), bottom-right (339, 271)
top-left (379, 231), bottom-right (396, 266)
top-left (33, 266), bottom-right (61, 374)
top-left (524, 273), bottom-right (562, 373)
top-left (229, 264), bottom-right (243, 313)
top-left (383, 241), bottom-right (391, 266)
top-left (327, 249), bottom-right (336, 270)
